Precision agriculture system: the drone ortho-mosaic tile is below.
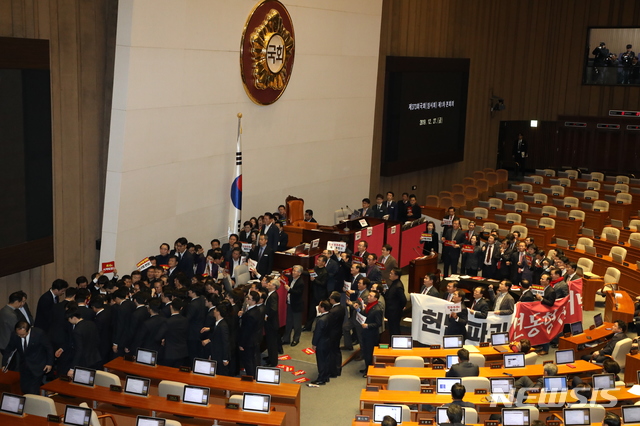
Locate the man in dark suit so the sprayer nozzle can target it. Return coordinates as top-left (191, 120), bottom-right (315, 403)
top-left (74, 288), bottom-right (96, 321)
top-left (263, 278), bottom-right (280, 367)
top-left (2, 321), bottom-right (53, 394)
top-left (442, 383), bottom-right (476, 408)
top-left (132, 298), bottom-right (166, 355)
top-left (327, 291), bottom-right (346, 378)
top-left (275, 221), bottom-right (289, 251)
top-left (161, 298), bottom-right (188, 367)
top-left (512, 133), bottom-right (528, 178)
top-left (50, 287), bottom-right (75, 375)
top-left (16, 293), bottom-right (34, 326)
top-left (260, 213), bottom-right (280, 251)
top-left (356, 198), bottom-right (374, 218)
top-left (444, 290), bottom-right (468, 341)
top-left (441, 207), bottom-right (459, 236)
top-left (344, 278), bottom-right (369, 350)
top-left (359, 290), bottom-right (383, 377)
top-left (221, 234), bottom-right (238, 259)
top-left (397, 193), bottom-right (410, 222)
top-left (204, 301), bottom-right (232, 376)
top-left (518, 280), bottom-right (536, 302)
top-left (66, 310), bottom-right (102, 376)
top-left (304, 209), bottom-right (317, 223)
top-left (238, 290), bottom-right (263, 378)
top-left (384, 268), bottom-right (407, 337)
top-left (0, 292), bottom-right (26, 362)
top-left (305, 255), bottom-right (328, 330)
top-left (509, 241), bottom-right (529, 285)
top-left (405, 194), bottom-right (421, 221)
top-left (248, 234), bottom-right (274, 279)
top-left (419, 274), bottom-right (440, 297)
top-left (442, 219), bottom-right (466, 276)
top-left (481, 235), bottom-right (500, 279)
top-left (184, 284), bottom-right (206, 362)
top-left (34, 279), bottom-right (68, 333)
top-left (111, 288), bottom-right (135, 358)
top-left (372, 194), bottom-right (388, 219)
top-left (385, 192), bottom-right (398, 221)
top-left (353, 241), bottom-right (370, 266)
top-left (464, 221), bottom-right (480, 243)
top-left (446, 348), bottom-right (479, 378)
top-left (311, 300), bottom-right (332, 385)
top-left (535, 273), bottom-right (557, 355)
top-left (283, 265), bottom-right (305, 346)
top-left (583, 320), bottom-right (628, 364)
top-left (174, 237), bottom-right (195, 278)
top-left (468, 287), bottom-right (490, 319)
top-left (365, 254), bottom-right (383, 284)
top-left (89, 295), bottom-right (112, 369)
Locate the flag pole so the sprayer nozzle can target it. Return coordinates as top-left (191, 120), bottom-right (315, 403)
top-left (228, 113), bottom-right (243, 236)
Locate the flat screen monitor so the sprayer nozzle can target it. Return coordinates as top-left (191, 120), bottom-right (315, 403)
top-left (72, 367), bottom-right (96, 387)
top-left (0, 393), bottom-right (25, 416)
top-left (570, 322), bottom-right (584, 336)
top-left (124, 376), bottom-right (150, 397)
top-left (391, 335), bottom-right (413, 349)
top-left (612, 252), bottom-right (624, 263)
top-left (242, 393), bottom-right (271, 413)
top-left (503, 353), bottom-right (525, 369)
top-left (582, 228), bottom-right (595, 237)
top-left (543, 376), bottom-right (568, 392)
top-left (294, 244), bottom-right (305, 255)
top-left (592, 373), bottom-right (615, 390)
top-left (182, 385), bottom-right (209, 406)
top-left (555, 349), bottom-right (575, 365)
top-left (255, 366), bottom-right (281, 385)
top-left (373, 404), bottom-right (403, 424)
top-left (502, 408), bottom-right (530, 426)
top-left (622, 405), bottom-right (640, 424)
top-left (593, 313), bottom-right (603, 327)
top-left (443, 335), bottom-right (463, 349)
top-left (490, 378), bottom-right (514, 394)
top-left (491, 332), bottom-right (509, 346)
top-left (556, 238), bottom-right (569, 248)
top-left (446, 355), bottom-right (459, 369)
top-left (584, 245), bottom-right (597, 255)
top-left (63, 405), bottom-right (92, 426)
top-left (135, 348), bottom-right (157, 367)
top-left (564, 408), bottom-right (591, 426)
top-left (437, 406), bottom-right (465, 425)
top-left (192, 358), bottom-right (217, 377)
top-left (136, 416), bottom-right (166, 426)
top-left (436, 378), bottom-right (461, 394)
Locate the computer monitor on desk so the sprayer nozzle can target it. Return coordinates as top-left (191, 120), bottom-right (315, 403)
top-left (543, 376), bottom-right (568, 392)
top-left (443, 335), bottom-right (463, 349)
top-left (183, 385), bottom-right (210, 406)
top-left (503, 353), bottom-right (525, 368)
top-left (446, 355), bottom-right (459, 369)
top-left (391, 335), bottom-right (412, 349)
top-left (502, 408), bottom-right (530, 426)
top-left (555, 349), bottom-right (574, 365)
top-left (436, 378), bottom-right (461, 394)
top-left (437, 407), bottom-right (465, 425)
top-left (491, 332), bottom-right (509, 346)
top-left (593, 313), bottom-right (603, 328)
top-left (63, 405), bottom-right (92, 426)
top-left (584, 245), bottom-right (597, 255)
top-left (582, 228), bottom-right (595, 238)
top-left (490, 377), bottom-right (514, 395)
top-left (192, 358), bottom-right (217, 377)
top-left (242, 393), bottom-right (271, 413)
top-left (570, 321), bottom-right (583, 336)
top-left (563, 408), bottom-right (591, 426)
top-left (0, 393), bottom-right (25, 416)
top-left (373, 404), bottom-right (403, 424)
top-left (124, 376), bottom-right (150, 397)
top-left (623, 405), bottom-right (640, 425)
top-left (135, 348), bottom-right (157, 367)
top-left (255, 366), bottom-right (281, 385)
top-left (592, 373), bottom-right (615, 390)
top-left (136, 416), bottom-right (166, 426)
top-left (72, 367), bottom-right (96, 387)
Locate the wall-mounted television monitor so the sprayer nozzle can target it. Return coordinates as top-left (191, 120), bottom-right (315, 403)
top-left (381, 56), bottom-right (469, 176)
top-left (583, 27), bottom-right (640, 86)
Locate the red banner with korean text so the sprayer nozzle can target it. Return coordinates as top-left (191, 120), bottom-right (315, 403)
top-left (509, 279), bottom-right (583, 346)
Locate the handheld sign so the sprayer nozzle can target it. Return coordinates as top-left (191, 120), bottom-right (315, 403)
top-left (101, 261), bottom-right (115, 273)
top-left (311, 238), bottom-right (320, 249)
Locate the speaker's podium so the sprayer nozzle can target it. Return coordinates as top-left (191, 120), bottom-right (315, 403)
top-left (408, 253), bottom-right (438, 293)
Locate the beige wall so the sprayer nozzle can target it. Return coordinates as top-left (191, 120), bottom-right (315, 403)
top-left (100, 0), bottom-right (383, 269)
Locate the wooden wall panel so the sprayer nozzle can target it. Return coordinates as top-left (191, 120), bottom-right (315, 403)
top-left (371, 0), bottom-right (640, 206)
top-left (0, 1), bottom-right (116, 306)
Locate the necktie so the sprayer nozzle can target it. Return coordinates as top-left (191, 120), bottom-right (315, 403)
top-left (259, 246), bottom-right (264, 259)
top-left (485, 245), bottom-right (492, 264)
top-left (422, 287), bottom-right (428, 295)
top-left (472, 300), bottom-right (477, 309)
top-left (54, 295), bottom-right (59, 304)
top-left (22, 338), bottom-right (26, 353)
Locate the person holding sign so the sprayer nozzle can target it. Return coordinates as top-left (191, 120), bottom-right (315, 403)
top-left (509, 241), bottom-right (529, 285)
top-left (442, 219), bottom-right (466, 276)
top-left (422, 221), bottom-right (439, 256)
top-left (304, 255), bottom-right (328, 331)
top-left (461, 235), bottom-right (482, 276)
top-left (248, 234), bottom-right (274, 279)
top-left (444, 290), bottom-right (468, 341)
top-left (405, 194), bottom-right (421, 220)
top-left (441, 207), bottom-right (459, 236)
top-left (358, 290), bottom-right (383, 377)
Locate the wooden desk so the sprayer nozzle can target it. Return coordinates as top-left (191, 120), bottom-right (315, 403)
top-left (105, 357), bottom-right (299, 426)
top-left (593, 236), bottom-right (640, 264)
top-left (365, 360), bottom-right (602, 386)
top-left (558, 322), bottom-right (615, 359)
top-left (41, 379), bottom-right (286, 425)
top-left (373, 346), bottom-right (513, 366)
top-left (605, 290), bottom-right (635, 324)
top-left (624, 353), bottom-right (640, 383)
top-left (486, 205), bottom-right (582, 244)
top-left (0, 413), bottom-right (61, 425)
top-left (408, 254), bottom-right (438, 293)
top-left (468, 216), bottom-right (555, 249)
top-left (0, 370), bottom-right (21, 394)
top-left (359, 387), bottom-right (640, 412)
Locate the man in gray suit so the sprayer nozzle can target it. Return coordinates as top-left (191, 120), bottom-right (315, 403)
top-left (488, 281), bottom-right (515, 315)
top-left (552, 268), bottom-right (569, 299)
top-left (0, 292), bottom-right (24, 361)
